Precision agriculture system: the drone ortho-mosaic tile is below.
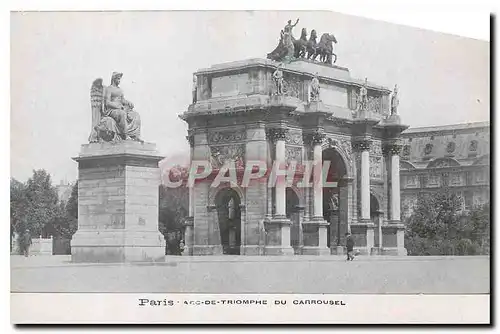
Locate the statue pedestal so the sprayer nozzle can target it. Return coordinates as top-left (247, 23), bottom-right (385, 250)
top-left (71, 141), bottom-right (166, 263)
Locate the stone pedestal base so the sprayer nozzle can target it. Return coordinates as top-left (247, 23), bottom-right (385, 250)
top-left (71, 141), bottom-right (165, 263)
top-left (381, 222), bottom-right (406, 256)
top-left (71, 230), bottom-right (165, 263)
top-left (264, 217), bottom-right (294, 256)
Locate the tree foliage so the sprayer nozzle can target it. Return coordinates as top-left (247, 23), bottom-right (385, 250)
top-left (158, 166), bottom-right (189, 255)
top-left (159, 184), bottom-right (188, 235)
top-left (10, 170), bottom-right (78, 240)
top-left (405, 188), bottom-right (490, 255)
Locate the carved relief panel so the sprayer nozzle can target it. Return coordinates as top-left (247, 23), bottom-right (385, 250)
top-left (210, 145), bottom-right (245, 169)
top-left (285, 146), bottom-right (303, 166)
top-left (369, 141), bottom-right (383, 179)
top-left (208, 130), bottom-right (247, 169)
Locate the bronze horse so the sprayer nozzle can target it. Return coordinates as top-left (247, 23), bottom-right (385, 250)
top-left (314, 33), bottom-right (337, 64)
top-left (293, 28), bottom-right (308, 58)
top-left (306, 29), bottom-right (318, 60)
top-left (267, 28), bottom-right (338, 65)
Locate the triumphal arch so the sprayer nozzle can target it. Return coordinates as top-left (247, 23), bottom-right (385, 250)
top-left (180, 23), bottom-right (407, 256)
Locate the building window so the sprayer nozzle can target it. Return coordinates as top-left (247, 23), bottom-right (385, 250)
top-left (464, 191), bottom-right (473, 211)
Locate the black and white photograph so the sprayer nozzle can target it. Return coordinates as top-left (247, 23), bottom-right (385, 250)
top-left (7, 3), bottom-right (491, 325)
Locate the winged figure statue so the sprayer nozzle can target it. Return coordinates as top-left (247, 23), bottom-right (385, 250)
top-left (88, 72), bottom-right (142, 143)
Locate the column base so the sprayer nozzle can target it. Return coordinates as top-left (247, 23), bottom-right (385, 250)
top-left (192, 245), bottom-right (223, 255)
top-left (264, 245), bottom-right (295, 256)
top-left (302, 246), bottom-right (330, 256)
top-left (71, 230), bottom-right (166, 263)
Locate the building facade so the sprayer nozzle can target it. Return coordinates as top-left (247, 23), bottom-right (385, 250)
top-left (399, 122), bottom-right (490, 219)
top-left (181, 58), bottom-right (407, 256)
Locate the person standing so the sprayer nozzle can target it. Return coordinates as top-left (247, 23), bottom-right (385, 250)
top-left (21, 229), bottom-right (32, 257)
top-left (346, 232), bottom-right (355, 261)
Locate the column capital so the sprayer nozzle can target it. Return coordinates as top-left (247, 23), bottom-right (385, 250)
top-left (382, 143), bottom-right (402, 156)
top-left (304, 129), bottom-right (326, 146)
top-left (353, 139), bottom-right (371, 152)
top-left (266, 128), bottom-right (288, 142)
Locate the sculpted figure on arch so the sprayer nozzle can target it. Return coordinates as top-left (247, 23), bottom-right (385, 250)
top-left (88, 72), bottom-right (142, 143)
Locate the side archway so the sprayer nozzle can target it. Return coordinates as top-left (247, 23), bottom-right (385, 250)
top-left (211, 186), bottom-right (244, 255)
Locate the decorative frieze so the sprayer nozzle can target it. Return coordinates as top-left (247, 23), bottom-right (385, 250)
top-left (367, 96), bottom-right (382, 113)
top-left (208, 130), bottom-right (246, 145)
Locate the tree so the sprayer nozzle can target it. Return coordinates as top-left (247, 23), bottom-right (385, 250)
top-left (159, 184), bottom-right (189, 234)
top-left (23, 170), bottom-right (60, 237)
top-left (63, 181), bottom-right (79, 237)
top-left (10, 178), bottom-right (28, 233)
top-left (463, 203), bottom-right (490, 254)
top-left (158, 165), bottom-right (189, 255)
top-left (405, 187), bottom-right (490, 256)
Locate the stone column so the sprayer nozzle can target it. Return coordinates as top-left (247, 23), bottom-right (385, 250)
top-left (244, 122), bottom-right (268, 255)
top-left (302, 130), bottom-right (329, 255)
top-left (264, 128), bottom-right (293, 255)
top-left (383, 142), bottom-right (406, 256)
top-left (312, 132), bottom-right (325, 219)
top-left (275, 137), bottom-right (286, 217)
top-left (386, 144), bottom-right (402, 222)
top-left (184, 134), bottom-right (195, 255)
top-left (358, 140), bottom-right (371, 220)
top-left (353, 139), bottom-right (373, 255)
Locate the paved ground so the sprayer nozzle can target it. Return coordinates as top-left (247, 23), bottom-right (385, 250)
top-left (10, 255), bottom-right (490, 294)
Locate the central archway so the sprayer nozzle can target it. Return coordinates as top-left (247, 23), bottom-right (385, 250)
top-left (322, 148), bottom-right (348, 251)
top-left (286, 187), bottom-right (301, 254)
top-left (215, 188), bottom-right (241, 255)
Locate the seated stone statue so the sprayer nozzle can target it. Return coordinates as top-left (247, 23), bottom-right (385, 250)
top-left (88, 72), bottom-right (142, 143)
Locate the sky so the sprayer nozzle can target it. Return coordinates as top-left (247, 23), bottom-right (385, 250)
top-left (10, 11), bottom-right (490, 183)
